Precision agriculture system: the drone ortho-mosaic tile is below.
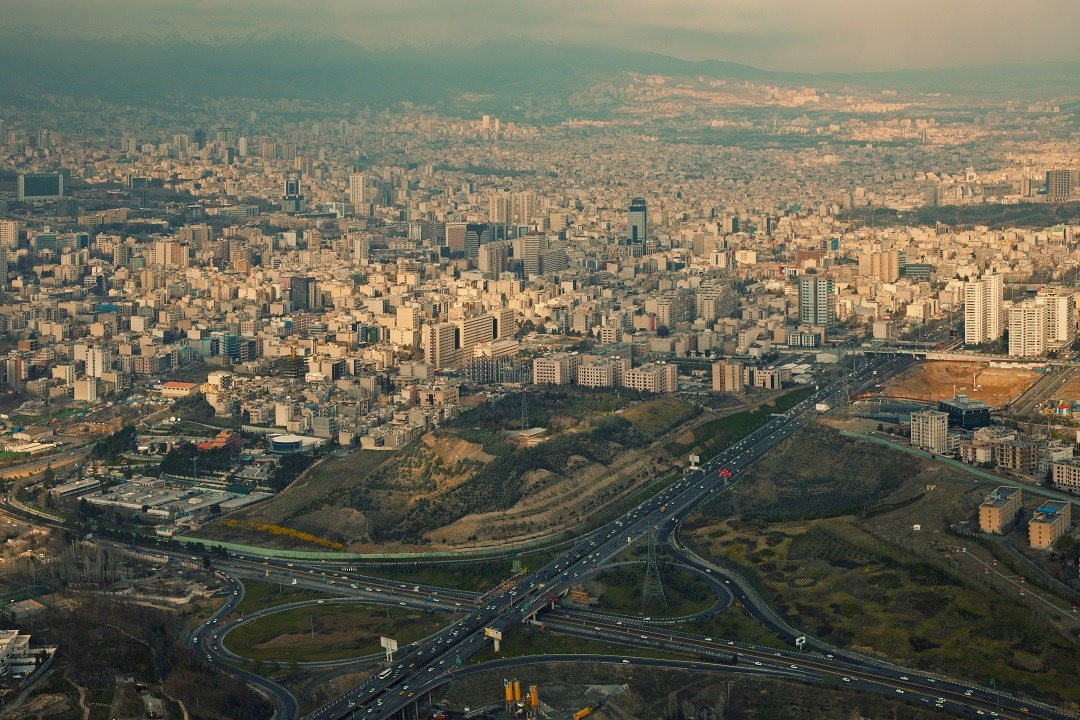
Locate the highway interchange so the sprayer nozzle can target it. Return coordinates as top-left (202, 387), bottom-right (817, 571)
top-left (178, 354), bottom-right (1076, 720)
top-left (2, 349), bottom-right (1072, 720)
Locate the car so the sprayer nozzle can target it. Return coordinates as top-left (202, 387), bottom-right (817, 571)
top-left (900, 676), bottom-right (908, 680)
top-left (399, 601), bottom-right (407, 606)
top-left (790, 665), bottom-right (798, 669)
top-left (317, 600), bottom-right (325, 604)
top-left (964, 691), bottom-right (973, 696)
top-left (753, 662), bottom-right (762, 666)
top-left (841, 677), bottom-right (850, 682)
top-left (896, 689), bottom-right (904, 694)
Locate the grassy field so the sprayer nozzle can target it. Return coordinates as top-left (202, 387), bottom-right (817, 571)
top-left (587, 564), bottom-right (718, 618)
top-left (258, 450), bottom-right (391, 523)
top-left (226, 603), bottom-right (456, 663)
top-left (622, 397), bottom-right (699, 436)
top-left (702, 423), bottom-right (931, 520)
top-left (233, 580), bottom-right (329, 616)
top-left (667, 386), bottom-right (814, 459)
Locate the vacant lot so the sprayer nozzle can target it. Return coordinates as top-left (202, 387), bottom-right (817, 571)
top-left (883, 362), bottom-right (1036, 408)
top-left (703, 424), bottom-right (934, 521)
top-left (226, 603), bottom-right (455, 663)
top-left (621, 397), bottom-right (699, 436)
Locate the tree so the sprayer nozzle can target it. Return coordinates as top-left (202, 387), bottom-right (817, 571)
top-left (656, 325), bottom-right (671, 338)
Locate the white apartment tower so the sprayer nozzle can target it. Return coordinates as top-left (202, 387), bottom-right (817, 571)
top-left (910, 410), bottom-right (949, 454)
top-left (1008, 300), bottom-right (1049, 357)
top-left (1037, 288), bottom-right (1076, 348)
top-left (964, 274), bottom-right (1003, 346)
top-left (348, 172), bottom-right (365, 208)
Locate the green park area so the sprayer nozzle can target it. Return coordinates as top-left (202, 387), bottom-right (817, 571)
top-left (226, 602), bottom-right (457, 663)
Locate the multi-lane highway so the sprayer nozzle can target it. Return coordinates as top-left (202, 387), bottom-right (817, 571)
top-left (185, 354), bottom-right (1073, 720)
top-left (299, 356), bottom-right (918, 719)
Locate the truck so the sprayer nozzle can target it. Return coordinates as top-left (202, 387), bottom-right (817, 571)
top-left (815, 403), bottom-right (830, 412)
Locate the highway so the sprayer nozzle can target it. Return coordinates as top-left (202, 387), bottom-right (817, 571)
top-left (188, 574), bottom-right (301, 720)
top-left (183, 352), bottom-right (1072, 720)
top-left (299, 356), bottom-right (938, 720)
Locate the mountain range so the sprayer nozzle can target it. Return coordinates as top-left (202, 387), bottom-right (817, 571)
top-left (2, 29), bottom-right (1078, 107)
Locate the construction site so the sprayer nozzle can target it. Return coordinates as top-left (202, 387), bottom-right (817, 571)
top-left (881, 361), bottom-right (1038, 409)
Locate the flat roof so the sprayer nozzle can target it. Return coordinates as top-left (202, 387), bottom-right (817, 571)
top-left (939, 396), bottom-right (990, 411)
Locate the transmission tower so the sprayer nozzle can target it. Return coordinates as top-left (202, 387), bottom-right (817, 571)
top-left (640, 528), bottom-right (668, 615)
top-left (520, 391), bottom-right (529, 430)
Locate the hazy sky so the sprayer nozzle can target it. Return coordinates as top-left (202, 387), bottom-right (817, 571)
top-left (7, 0), bottom-right (1080, 72)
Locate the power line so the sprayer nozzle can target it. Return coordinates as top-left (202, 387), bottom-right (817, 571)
top-left (641, 527), bottom-right (668, 615)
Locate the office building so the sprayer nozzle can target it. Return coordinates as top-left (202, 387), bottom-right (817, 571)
top-left (978, 487), bottom-right (1021, 535)
top-left (1008, 300), bottom-right (1049, 357)
top-left (937, 395), bottom-right (991, 430)
top-left (627, 198), bottom-right (647, 247)
top-left (17, 173), bottom-right (64, 200)
top-left (798, 277), bottom-right (835, 327)
top-left (964, 274), bottom-right (1003, 346)
top-left (910, 410), bottom-right (949, 454)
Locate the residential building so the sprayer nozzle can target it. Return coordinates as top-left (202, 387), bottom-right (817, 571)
top-left (798, 277), bottom-right (835, 327)
top-left (712, 361), bottom-right (744, 393)
top-left (1029, 500), bottom-right (1071, 549)
top-left (978, 486), bottom-right (1022, 535)
top-left (964, 274), bottom-right (1003, 346)
top-left (621, 362), bottom-right (677, 394)
top-left (910, 410), bottom-right (949, 454)
top-left (1008, 300), bottom-right (1048, 357)
top-left (1051, 458), bottom-right (1080, 493)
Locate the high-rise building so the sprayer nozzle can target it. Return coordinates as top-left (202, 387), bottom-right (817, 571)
top-left (348, 172), bottom-right (365, 208)
top-left (798, 277), bottom-right (835, 327)
top-left (0, 220), bottom-right (19, 249)
top-left (489, 192), bottom-right (511, 224)
top-left (1045, 169), bottom-right (1077, 203)
top-left (1037, 288), bottom-right (1076, 348)
top-left (288, 276), bottom-right (315, 311)
top-left (858, 250), bottom-right (900, 282)
top-left (964, 274), bottom-right (1003, 346)
top-left (1008, 300), bottom-right (1049, 357)
top-left (910, 410), bottom-right (949, 454)
top-left (424, 322), bottom-right (460, 370)
top-left (514, 191), bottom-right (537, 224)
top-left (478, 241), bottom-right (508, 279)
top-left (282, 172), bottom-right (305, 213)
top-left (627, 198), bottom-right (647, 246)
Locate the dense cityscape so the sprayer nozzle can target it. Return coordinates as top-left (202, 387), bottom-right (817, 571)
top-left (1, 4), bottom-right (1080, 720)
